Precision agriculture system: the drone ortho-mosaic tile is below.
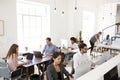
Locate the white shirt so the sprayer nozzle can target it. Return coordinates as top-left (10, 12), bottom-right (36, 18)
top-left (73, 52), bottom-right (91, 79)
top-left (69, 43), bottom-right (79, 53)
top-left (73, 52), bottom-right (91, 69)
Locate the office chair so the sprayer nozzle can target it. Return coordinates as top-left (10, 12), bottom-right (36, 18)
top-left (0, 60), bottom-right (22, 80)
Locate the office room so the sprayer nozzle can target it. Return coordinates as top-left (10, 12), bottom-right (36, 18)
top-left (0, 0), bottom-right (120, 80)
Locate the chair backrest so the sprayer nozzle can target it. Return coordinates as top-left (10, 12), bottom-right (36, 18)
top-left (11, 68), bottom-right (22, 79)
top-left (0, 60), bottom-right (11, 78)
top-left (0, 60), bottom-right (22, 79)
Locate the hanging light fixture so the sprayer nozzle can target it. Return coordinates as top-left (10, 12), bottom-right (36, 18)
top-left (53, 0), bottom-right (57, 12)
top-left (75, 0), bottom-right (77, 11)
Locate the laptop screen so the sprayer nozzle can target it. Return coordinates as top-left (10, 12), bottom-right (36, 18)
top-left (24, 53), bottom-right (33, 60)
top-left (33, 51), bottom-right (43, 58)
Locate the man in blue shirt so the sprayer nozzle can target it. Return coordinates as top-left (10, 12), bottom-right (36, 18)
top-left (42, 37), bottom-right (58, 71)
top-left (42, 37), bottom-right (57, 56)
top-left (101, 34), bottom-right (111, 45)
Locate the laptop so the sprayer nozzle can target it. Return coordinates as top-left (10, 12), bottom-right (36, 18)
top-left (18, 53), bottom-right (33, 64)
top-left (33, 51), bottom-right (43, 58)
top-left (23, 53), bottom-right (33, 60)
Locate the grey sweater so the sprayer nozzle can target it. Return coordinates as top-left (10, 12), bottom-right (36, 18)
top-left (46, 63), bottom-right (70, 80)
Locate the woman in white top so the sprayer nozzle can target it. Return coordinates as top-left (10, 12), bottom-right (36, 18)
top-left (5, 44), bottom-right (27, 71)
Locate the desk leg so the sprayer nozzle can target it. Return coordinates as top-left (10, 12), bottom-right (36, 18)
top-left (42, 63), bottom-right (45, 79)
top-left (26, 67), bottom-right (28, 80)
top-left (37, 64), bottom-right (41, 80)
top-left (110, 49), bottom-right (112, 55)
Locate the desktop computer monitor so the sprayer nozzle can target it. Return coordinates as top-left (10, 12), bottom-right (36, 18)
top-left (104, 66), bottom-right (119, 80)
top-left (61, 39), bottom-right (68, 49)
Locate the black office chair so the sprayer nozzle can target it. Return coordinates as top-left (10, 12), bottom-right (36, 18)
top-left (0, 60), bottom-right (22, 80)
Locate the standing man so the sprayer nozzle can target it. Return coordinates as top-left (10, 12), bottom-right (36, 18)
top-left (42, 37), bottom-right (57, 56)
top-left (89, 32), bottom-right (102, 54)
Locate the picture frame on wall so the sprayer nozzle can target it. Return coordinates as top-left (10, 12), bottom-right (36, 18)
top-left (0, 20), bottom-right (4, 36)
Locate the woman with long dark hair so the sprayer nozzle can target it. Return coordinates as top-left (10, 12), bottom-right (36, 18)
top-left (5, 44), bottom-right (27, 71)
top-left (46, 52), bottom-right (73, 80)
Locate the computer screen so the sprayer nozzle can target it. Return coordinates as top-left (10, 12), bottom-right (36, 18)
top-left (104, 66), bottom-right (119, 80)
top-left (61, 39), bottom-right (68, 49)
top-left (33, 51), bottom-right (43, 58)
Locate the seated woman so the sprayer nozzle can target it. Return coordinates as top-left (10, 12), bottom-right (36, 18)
top-left (46, 52), bottom-right (73, 80)
top-left (5, 44), bottom-right (27, 71)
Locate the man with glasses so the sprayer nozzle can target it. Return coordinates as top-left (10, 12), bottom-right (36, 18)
top-left (73, 43), bottom-right (95, 79)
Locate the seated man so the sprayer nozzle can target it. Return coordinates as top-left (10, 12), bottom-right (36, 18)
top-left (101, 34), bottom-right (111, 45)
top-left (101, 34), bottom-right (111, 52)
top-left (73, 43), bottom-right (95, 79)
top-left (42, 37), bottom-right (58, 56)
top-left (42, 37), bottom-right (58, 71)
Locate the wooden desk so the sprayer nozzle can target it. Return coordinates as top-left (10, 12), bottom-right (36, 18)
top-left (61, 49), bottom-right (70, 54)
top-left (19, 56), bottom-right (52, 80)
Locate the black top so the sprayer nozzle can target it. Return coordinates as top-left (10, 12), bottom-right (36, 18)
top-left (57, 72), bottom-right (62, 80)
top-left (46, 64), bottom-right (70, 80)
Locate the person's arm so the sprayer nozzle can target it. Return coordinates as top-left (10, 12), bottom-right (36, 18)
top-left (95, 35), bottom-right (99, 44)
top-left (47, 45), bottom-right (57, 56)
top-left (61, 64), bottom-right (73, 80)
top-left (69, 76), bottom-right (73, 80)
top-left (91, 62), bottom-right (96, 67)
top-left (46, 66), bottom-right (54, 80)
top-left (46, 53), bottom-right (53, 56)
top-left (42, 45), bottom-right (46, 54)
top-left (13, 54), bottom-right (27, 67)
top-left (87, 55), bottom-right (96, 68)
top-left (13, 54), bottom-right (18, 67)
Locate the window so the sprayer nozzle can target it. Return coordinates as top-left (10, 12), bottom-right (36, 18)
top-left (17, 1), bottom-right (50, 52)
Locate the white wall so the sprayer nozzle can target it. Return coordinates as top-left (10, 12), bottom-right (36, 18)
top-left (0, 0), bottom-right (17, 58)
top-left (67, 0), bottom-right (120, 43)
top-left (67, 0), bottom-right (100, 45)
top-left (97, 3), bottom-right (117, 41)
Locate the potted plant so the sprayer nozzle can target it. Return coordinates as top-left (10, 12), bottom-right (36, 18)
top-left (79, 31), bottom-right (82, 42)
